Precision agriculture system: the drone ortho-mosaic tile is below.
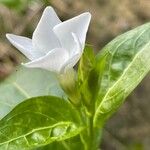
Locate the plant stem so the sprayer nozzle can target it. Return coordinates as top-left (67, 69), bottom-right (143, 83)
top-left (87, 114), bottom-right (95, 150)
top-left (80, 108), bottom-right (101, 150)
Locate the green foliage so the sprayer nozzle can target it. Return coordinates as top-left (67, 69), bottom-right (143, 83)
top-left (0, 67), bottom-right (65, 119)
top-left (78, 44), bottom-right (95, 83)
top-left (0, 0), bottom-right (30, 10)
top-left (37, 135), bottom-right (84, 150)
top-left (0, 23), bottom-right (150, 149)
top-left (0, 0), bottom-right (51, 11)
top-left (0, 96), bottom-right (83, 149)
top-left (94, 22), bottom-right (150, 126)
top-left (78, 45), bottom-right (99, 108)
top-left (0, 0), bottom-right (21, 7)
top-left (59, 69), bottom-right (81, 106)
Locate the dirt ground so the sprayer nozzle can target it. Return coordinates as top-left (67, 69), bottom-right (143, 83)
top-left (0, 0), bottom-right (150, 149)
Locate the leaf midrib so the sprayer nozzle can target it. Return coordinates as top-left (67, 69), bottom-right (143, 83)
top-left (12, 82), bottom-right (30, 98)
top-left (0, 122), bottom-right (73, 146)
top-left (94, 41), bottom-right (150, 126)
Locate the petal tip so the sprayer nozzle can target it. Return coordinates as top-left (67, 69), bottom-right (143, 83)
top-left (81, 12), bottom-right (92, 22)
top-left (6, 34), bottom-right (20, 42)
top-left (84, 12), bottom-right (92, 17)
top-left (6, 33), bottom-right (13, 40)
top-left (43, 6), bottom-right (55, 14)
top-left (6, 34), bottom-right (19, 44)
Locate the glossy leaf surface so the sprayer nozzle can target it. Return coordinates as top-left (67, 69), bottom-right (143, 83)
top-left (0, 96), bottom-right (83, 149)
top-left (37, 135), bottom-right (84, 150)
top-left (94, 23), bottom-right (150, 126)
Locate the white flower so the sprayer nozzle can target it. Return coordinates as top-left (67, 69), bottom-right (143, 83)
top-left (6, 6), bottom-right (91, 73)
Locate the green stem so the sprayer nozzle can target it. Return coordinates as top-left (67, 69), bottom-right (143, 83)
top-left (86, 115), bottom-right (95, 150)
top-left (80, 109), bottom-right (102, 150)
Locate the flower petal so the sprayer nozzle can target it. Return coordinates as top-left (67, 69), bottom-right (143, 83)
top-left (32, 6), bottom-right (62, 54)
top-left (71, 32), bottom-right (82, 55)
top-left (61, 33), bottom-right (82, 72)
top-left (53, 12), bottom-right (91, 53)
top-left (6, 34), bottom-right (42, 60)
top-left (62, 53), bottom-right (80, 73)
top-left (23, 48), bottom-right (69, 73)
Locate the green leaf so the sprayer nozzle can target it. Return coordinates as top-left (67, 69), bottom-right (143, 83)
top-left (78, 45), bottom-right (99, 107)
top-left (94, 23), bottom-right (150, 126)
top-left (0, 96), bottom-right (83, 149)
top-left (0, 66), bottom-right (65, 119)
top-left (78, 44), bottom-right (95, 83)
top-left (37, 135), bottom-right (84, 150)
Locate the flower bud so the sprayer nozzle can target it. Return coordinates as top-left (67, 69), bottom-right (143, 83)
top-left (58, 69), bottom-right (81, 106)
